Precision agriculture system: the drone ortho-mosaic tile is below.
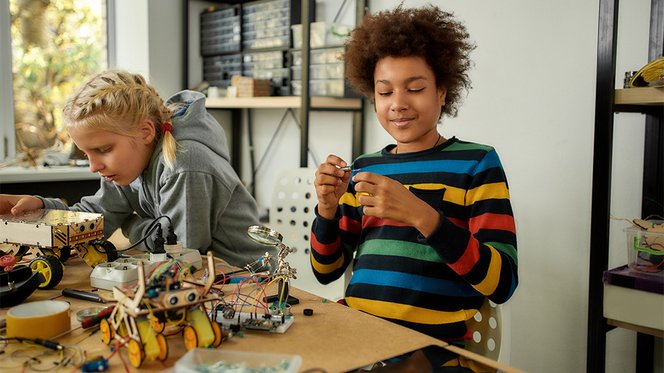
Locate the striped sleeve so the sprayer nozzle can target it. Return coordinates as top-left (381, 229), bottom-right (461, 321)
top-left (425, 149), bottom-right (518, 303)
top-left (310, 190), bottom-right (360, 284)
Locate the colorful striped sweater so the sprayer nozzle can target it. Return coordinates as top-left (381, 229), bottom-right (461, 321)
top-left (310, 137), bottom-right (518, 342)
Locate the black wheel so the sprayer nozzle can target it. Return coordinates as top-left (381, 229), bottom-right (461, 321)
top-left (58, 246), bottom-right (72, 263)
top-left (90, 240), bottom-right (119, 262)
top-left (29, 256), bottom-right (64, 289)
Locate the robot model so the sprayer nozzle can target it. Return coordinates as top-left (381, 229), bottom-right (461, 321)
top-left (0, 209), bottom-right (118, 290)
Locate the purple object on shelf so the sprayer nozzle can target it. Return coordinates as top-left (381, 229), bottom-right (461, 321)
top-left (603, 264), bottom-right (664, 295)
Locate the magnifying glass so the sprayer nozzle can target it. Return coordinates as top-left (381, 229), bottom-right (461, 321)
top-left (246, 225), bottom-right (299, 306)
top-left (247, 225), bottom-right (283, 246)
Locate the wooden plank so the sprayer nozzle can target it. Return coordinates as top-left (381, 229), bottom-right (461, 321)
top-left (614, 87), bottom-right (664, 105)
top-left (206, 96), bottom-right (362, 110)
top-left (607, 319), bottom-right (664, 338)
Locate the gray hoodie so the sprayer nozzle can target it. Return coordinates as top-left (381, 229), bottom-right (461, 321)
top-left (41, 90), bottom-right (272, 267)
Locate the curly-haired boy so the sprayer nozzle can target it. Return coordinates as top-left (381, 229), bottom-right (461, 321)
top-left (312, 5), bottom-right (518, 371)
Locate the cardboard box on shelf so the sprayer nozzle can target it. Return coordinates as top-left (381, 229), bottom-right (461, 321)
top-left (231, 75), bottom-right (272, 97)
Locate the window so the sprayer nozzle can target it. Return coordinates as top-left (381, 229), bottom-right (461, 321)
top-left (1, 0), bottom-right (113, 165)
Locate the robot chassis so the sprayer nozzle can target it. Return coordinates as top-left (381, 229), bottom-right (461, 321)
top-left (0, 210), bottom-right (117, 290)
top-left (100, 252), bottom-right (221, 368)
top-left (99, 225), bottom-right (298, 368)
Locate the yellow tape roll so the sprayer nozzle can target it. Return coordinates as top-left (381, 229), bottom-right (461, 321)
top-left (6, 300), bottom-right (71, 339)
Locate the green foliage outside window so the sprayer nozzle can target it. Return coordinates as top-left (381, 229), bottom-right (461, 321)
top-left (10, 0), bottom-right (106, 158)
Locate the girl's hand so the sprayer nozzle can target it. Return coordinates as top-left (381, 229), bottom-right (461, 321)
top-left (314, 154), bottom-right (352, 220)
top-left (0, 194), bottom-right (44, 215)
top-left (352, 172), bottom-right (440, 237)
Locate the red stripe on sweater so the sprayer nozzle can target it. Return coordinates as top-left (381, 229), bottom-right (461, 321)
top-left (311, 233), bottom-right (340, 256)
top-left (340, 215), bottom-right (362, 233)
top-left (362, 215), bottom-right (410, 229)
top-left (468, 213), bottom-right (515, 234)
top-left (449, 239), bottom-right (480, 275)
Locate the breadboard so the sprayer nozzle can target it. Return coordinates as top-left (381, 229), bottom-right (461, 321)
top-left (214, 311), bottom-right (294, 334)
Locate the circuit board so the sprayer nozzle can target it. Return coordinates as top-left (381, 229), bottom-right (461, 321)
top-left (214, 310), bottom-right (294, 334)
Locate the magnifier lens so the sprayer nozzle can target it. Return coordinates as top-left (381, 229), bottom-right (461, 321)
top-left (247, 225), bottom-right (283, 246)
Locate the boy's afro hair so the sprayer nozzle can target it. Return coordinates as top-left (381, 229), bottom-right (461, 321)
top-left (344, 5), bottom-right (475, 117)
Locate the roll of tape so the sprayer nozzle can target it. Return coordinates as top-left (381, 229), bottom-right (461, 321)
top-left (6, 300), bottom-right (71, 339)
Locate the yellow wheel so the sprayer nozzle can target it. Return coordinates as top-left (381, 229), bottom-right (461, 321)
top-left (100, 318), bottom-right (114, 345)
top-left (127, 339), bottom-right (145, 368)
top-left (150, 315), bottom-right (165, 333)
top-left (183, 325), bottom-right (198, 350)
top-left (211, 321), bottom-right (223, 347)
top-left (155, 333), bottom-right (168, 361)
top-left (29, 256), bottom-right (63, 289)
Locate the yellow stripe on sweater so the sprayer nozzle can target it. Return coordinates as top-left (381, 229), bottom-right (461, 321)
top-left (474, 245), bottom-right (501, 295)
top-left (346, 297), bottom-right (477, 325)
top-left (311, 255), bottom-right (345, 274)
top-left (466, 182), bottom-right (510, 204)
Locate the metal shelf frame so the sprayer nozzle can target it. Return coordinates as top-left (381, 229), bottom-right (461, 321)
top-left (586, 0), bottom-right (664, 372)
top-left (182, 0), bottom-right (368, 174)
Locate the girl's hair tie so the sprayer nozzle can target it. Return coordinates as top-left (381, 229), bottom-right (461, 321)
top-left (162, 122), bottom-right (173, 134)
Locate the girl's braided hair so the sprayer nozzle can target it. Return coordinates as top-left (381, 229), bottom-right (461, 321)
top-left (344, 5), bottom-right (475, 118)
top-left (63, 70), bottom-right (178, 169)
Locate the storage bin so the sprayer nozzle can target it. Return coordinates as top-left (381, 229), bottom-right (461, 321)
top-left (624, 220), bottom-right (664, 272)
top-left (174, 348), bottom-right (301, 373)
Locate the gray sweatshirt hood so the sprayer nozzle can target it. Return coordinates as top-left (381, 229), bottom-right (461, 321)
top-left (165, 90), bottom-right (230, 162)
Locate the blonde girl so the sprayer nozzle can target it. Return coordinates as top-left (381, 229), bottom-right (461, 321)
top-left (0, 70), bottom-right (269, 266)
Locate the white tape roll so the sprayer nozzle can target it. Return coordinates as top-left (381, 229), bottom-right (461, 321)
top-left (6, 300), bottom-right (71, 339)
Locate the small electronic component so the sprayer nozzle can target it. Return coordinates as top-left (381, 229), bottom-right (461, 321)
top-left (215, 311), bottom-right (294, 334)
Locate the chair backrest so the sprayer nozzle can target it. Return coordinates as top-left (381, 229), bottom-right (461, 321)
top-left (466, 298), bottom-right (502, 361)
top-left (269, 168), bottom-right (347, 301)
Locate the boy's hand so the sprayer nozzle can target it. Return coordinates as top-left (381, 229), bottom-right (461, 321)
top-left (352, 173), bottom-right (440, 237)
top-left (0, 194), bottom-right (44, 215)
top-left (314, 155), bottom-right (352, 220)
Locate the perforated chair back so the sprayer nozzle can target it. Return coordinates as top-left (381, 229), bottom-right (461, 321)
top-left (466, 298), bottom-right (502, 361)
top-left (269, 168), bottom-right (348, 301)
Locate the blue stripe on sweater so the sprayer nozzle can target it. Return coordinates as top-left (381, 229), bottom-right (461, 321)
top-left (361, 151), bottom-right (500, 177)
top-left (350, 269), bottom-right (478, 297)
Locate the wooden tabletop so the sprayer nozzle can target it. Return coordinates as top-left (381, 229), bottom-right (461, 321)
top-left (0, 256), bottom-right (523, 372)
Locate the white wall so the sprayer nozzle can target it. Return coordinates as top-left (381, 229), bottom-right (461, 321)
top-left (114, 0), bottom-right (183, 98)
top-left (118, 0), bottom-right (664, 372)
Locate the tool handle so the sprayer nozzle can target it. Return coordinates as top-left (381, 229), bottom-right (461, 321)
top-left (81, 306), bottom-right (114, 329)
top-left (62, 288), bottom-right (105, 303)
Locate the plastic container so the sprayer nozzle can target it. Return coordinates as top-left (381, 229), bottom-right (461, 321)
top-left (624, 220), bottom-right (664, 272)
top-left (174, 348), bottom-right (302, 373)
top-left (291, 22), bottom-right (326, 48)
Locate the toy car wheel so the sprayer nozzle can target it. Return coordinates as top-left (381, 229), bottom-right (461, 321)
top-left (100, 318), bottom-right (114, 345)
top-left (58, 246), bottom-right (71, 263)
top-left (211, 321), bottom-right (223, 347)
top-left (182, 325), bottom-right (198, 350)
top-left (127, 339), bottom-right (145, 368)
top-left (29, 256), bottom-right (63, 289)
top-left (155, 333), bottom-right (168, 361)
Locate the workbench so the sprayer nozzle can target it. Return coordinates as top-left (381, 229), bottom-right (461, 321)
top-left (0, 255), bottom-right (523, 372)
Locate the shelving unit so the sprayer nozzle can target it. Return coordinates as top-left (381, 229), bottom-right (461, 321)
top-left (182, 0), bottom-right (367, 178)
top-left (586, 1), bottom-right (664, 372)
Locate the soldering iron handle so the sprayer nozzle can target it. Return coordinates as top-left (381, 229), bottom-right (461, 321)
top-left (81, 306), bottom-right (114, 329)
top-left (62, 288), bottom-right (105, 303)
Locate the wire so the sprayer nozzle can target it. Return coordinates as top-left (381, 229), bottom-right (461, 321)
top-left (116, 215), bottom-right (173, 252)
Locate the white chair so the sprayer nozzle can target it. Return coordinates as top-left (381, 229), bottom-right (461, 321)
top-left (269, 168), bottom-right (348, 301)
top-left (466, 299), bottom-right (502, 362)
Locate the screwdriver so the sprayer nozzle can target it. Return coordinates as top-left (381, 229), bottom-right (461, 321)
top-left (62, 288), bottom-right (106, 303)
top-left (81, 306), bottom-right (114, 329)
